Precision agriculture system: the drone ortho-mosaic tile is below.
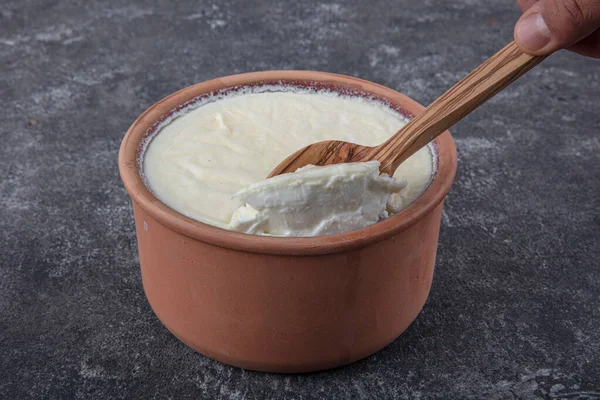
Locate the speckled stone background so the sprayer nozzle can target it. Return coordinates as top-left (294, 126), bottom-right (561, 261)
top-left (1, 0), bottom-right (599, 399)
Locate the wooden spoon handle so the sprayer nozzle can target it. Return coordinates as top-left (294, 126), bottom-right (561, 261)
top-left (375, 41), bottom-right (547, 175)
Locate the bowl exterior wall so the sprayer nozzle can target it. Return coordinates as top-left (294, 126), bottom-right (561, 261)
top-left (132, 201), bottom-right (444, 373)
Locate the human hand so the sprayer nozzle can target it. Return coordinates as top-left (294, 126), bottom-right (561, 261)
top-left (514, 0), bottom-right (600, 57)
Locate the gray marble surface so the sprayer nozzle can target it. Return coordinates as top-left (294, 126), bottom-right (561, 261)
top-left (1, 0), bottom-right (599, 399)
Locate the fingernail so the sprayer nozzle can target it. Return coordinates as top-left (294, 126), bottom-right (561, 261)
top-left (516, 13), bottom-right (551, 51)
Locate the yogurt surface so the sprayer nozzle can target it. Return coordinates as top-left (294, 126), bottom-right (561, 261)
top-left (143, 89), bottom-right (435, 235)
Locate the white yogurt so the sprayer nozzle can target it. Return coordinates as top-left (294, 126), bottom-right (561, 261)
top-left (143, 89), bottom-right (434, 236)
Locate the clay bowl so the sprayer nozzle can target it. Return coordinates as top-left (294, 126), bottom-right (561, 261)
top-left (119, 71), bottom-right (457, 373)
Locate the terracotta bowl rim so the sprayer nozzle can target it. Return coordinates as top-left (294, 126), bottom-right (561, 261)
top-left (119, 70), bottom-right (457, 256)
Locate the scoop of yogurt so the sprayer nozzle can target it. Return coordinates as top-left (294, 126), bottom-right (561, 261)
top-left (228, 161), bottom-right (406, 236)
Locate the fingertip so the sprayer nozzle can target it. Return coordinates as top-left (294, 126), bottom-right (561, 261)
top-left (515, 12), bottom-right (552, 54)
top-left (515, 11), bottom-right (554, 54)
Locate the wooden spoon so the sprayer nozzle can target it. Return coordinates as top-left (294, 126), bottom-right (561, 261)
top-left (268, 41), bottom-right (546, 178)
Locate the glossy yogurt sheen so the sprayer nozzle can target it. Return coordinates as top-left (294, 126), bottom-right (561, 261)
top-left (142, 88), bottom-right (435, 235)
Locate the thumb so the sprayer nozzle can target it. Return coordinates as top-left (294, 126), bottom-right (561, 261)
top-left (514, 0), bottom-right (600, 55)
